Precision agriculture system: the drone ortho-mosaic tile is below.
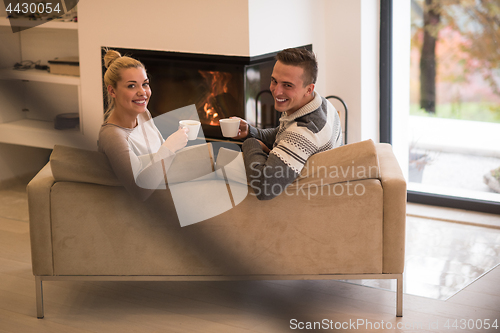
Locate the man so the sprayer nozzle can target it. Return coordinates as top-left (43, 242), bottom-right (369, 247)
top-left (233, 47), bottom-right (343, 200)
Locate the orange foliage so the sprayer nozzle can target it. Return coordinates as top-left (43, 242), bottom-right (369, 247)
top-left (411, 0), bottom-right (500, 104)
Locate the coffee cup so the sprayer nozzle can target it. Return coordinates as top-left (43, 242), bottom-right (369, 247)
top-left (179, 120), bottom-right (201, 140)
top-left (219, 118), bottom-right (240, 137)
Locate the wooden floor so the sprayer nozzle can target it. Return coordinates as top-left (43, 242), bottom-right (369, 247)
top-left (0, 181), bottom-right (499, 332)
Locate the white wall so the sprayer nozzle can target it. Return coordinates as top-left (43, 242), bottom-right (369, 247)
top-left (80, 0), bottom-right (250, 56)
top-left (248, 0), bottom-right (318, 56)
top-left (324, 0), bottom-right (380, 144)
top-left (360, 0), bottom-right (380, 142)
top-left (78, 0), bottom-right (381, 149)
top-left (78, 0), bottom-right (251, 148)
top-left (248, 0), bottom-right (327, 94)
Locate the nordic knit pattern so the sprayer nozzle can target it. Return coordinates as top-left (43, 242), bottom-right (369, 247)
top-left (242, 92), bottom-right (343, 200)
top-left (272, 92), bottom-right (342, 174)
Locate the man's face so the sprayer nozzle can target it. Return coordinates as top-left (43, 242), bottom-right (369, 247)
top-left (270, 60), bottom-right (315, 116)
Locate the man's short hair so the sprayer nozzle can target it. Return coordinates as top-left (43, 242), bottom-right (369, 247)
top-left (276, 48), bottom-right (318, 86)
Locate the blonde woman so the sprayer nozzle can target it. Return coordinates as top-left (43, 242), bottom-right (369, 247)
top-left (98, 49), bottom-right (189, 201)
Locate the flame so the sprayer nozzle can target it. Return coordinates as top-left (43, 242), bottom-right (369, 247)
top-left (203, 103), bottom-right (219, 125)
top-left (199, 70), bottom-right (232, 125)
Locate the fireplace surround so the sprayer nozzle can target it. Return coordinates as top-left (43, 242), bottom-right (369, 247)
top-left (102, 45), bottom-right (312, 139)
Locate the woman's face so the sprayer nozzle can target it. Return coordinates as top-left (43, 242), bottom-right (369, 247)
top-left (109, 67), bottom-right (151, 117)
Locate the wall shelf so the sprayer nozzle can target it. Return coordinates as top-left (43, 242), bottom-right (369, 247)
top-left (0, 68), bottom-right (80, 85)
top-left (0, 119), bottom-right (85, 149)
top-left (0, 17), bottom-right (78, 29)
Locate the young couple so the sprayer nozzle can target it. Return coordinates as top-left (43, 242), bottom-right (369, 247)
top-left (99, 47), bottom-right (343, 201)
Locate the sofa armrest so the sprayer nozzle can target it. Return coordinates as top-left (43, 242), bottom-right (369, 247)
top-left (27, 163), bottom-right (55, 276)
top-left (375, 143), bottom-right (407, 274)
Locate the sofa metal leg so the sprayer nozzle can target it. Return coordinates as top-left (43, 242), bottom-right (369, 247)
top-left (35, 276), bottom-right (44, 319)
top-left (396, 273), bottom-right (403, 317)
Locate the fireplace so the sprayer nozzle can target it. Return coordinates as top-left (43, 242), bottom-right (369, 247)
top-left (103, 46), bottom-right (311, 139)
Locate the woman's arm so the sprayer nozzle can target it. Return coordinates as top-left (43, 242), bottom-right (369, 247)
top-left (99, 126), bottom-right (177, 201)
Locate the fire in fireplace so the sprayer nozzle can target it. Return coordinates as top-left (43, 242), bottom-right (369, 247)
top-left (102, 46), bottom-right (311, 139)
top-left (197, 70), bottom-right (234, 126)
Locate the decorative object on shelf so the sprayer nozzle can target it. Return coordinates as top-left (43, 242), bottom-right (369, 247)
top-left (484, 166), bottom-right (500, 193)
top-left (12, 59), bottom-right (48, 71)
top-left (48, 56), bottom-right (79, 76)
top-left (54, 112), bottom-right (79, 130)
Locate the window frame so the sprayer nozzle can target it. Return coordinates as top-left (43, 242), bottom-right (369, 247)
top-left (379, 0), bottom-right (500, 215)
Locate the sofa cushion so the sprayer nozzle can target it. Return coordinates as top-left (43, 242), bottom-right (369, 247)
top-left (166, 143), bottom-right (215, 184)
top-left (50, 140), bottom-right (379, 190)
top-left (290, 139), bottom-right (380, 189)
top-left (50, 145), bottom-right (122, 186)
top-left (212, 140), bottom-right (380, 188)
top-left (214, 147), bottom-right (247, 185)
top-left (50, 143), bottom-right (216, 187)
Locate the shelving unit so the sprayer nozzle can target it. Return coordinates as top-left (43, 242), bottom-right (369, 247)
top-left (0, 17), bottom-right (84, 149)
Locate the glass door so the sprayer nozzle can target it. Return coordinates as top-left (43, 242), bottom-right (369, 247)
top-left (407, 0), bottom-right (500, 211)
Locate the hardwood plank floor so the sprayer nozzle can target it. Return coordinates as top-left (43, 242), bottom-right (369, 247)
top-left (0, 181), bottom-right (499, 332)
top-left (1, 214), bottom-right (499, 332)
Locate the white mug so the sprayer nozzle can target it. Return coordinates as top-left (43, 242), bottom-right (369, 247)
top-left (179, 120), bottom-right (201, 140)
top-left (219, 118), bottom-right (240, 137)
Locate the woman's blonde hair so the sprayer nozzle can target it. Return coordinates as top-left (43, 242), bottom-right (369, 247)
top-left (102, 48), bottom-right (146, 121)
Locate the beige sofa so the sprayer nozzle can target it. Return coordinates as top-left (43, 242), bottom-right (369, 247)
top-left (27, 139), bottom-right (406, 318)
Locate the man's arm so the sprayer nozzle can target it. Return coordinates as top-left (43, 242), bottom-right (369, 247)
top-left (242, 138), bottom-right (299, 200)
top-left (248, 125), bottom-right (279, 150)
top-left (231, 117), bottom-right (279, 150)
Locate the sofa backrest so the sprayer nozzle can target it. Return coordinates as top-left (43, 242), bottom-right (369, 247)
top-left (50, 143), bottom-right (216, 187)
top-left (50, 139), bottom-right (380, 188)
top-left (50, 145), bottom-right (121, 186)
